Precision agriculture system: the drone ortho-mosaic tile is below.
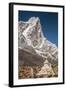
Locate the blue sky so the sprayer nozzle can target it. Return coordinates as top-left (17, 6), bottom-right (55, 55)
top-left (18, 11), bottom-right (58, 46)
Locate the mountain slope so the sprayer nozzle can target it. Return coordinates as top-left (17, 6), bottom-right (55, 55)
top-left (18, 17), bottom-right (58, 78)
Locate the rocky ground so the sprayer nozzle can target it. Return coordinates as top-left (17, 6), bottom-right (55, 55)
top-left (18, 64), bottom-right (58, 79)
top-left (18, 49), bottom-right (58, 79)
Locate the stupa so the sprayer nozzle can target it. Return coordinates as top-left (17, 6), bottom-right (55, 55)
top-left (36, 59), bottom-right (55, 78)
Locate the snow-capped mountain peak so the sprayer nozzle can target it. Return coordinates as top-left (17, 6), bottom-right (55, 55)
top-left (18, 17), bottom-right (58, 64)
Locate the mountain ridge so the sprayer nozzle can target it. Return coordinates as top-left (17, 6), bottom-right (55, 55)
top-left (18, 17), bottom-right (58, 78)
top-left (18, 17), bottom-right (58, 63)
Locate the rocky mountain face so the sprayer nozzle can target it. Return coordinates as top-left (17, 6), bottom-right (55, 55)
top-left (18, 17), bottom-right (58, 79)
